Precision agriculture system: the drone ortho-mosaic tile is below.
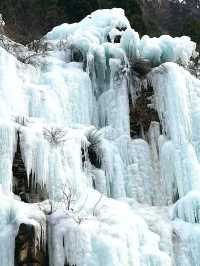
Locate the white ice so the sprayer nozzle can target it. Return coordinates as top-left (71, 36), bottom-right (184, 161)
top-left (0, 7), bottom-right (199, 266)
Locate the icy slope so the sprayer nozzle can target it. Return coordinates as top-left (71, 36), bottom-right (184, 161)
top-left (0, 7), bottom-right (200, 266)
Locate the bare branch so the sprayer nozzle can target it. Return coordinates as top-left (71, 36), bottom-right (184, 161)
top-left (43, 127), bottom-right (67, 146)
top-left (93, 193), bottom-right (103, 216)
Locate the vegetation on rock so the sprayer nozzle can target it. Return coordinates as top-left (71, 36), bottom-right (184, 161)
top-left (0, 0), bottom-right (199, 46)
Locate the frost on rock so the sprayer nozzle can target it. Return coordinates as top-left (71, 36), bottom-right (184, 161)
top-left (0, 7), bottom-right (199, 266)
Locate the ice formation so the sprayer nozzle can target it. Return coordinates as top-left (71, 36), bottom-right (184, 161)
top-left (0, 185), bottom-right (46, 266)
top-left (0, 7), bottom-right (200, 266)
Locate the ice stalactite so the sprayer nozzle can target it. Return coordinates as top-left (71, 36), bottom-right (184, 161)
top-left (150, 63), bottom-right (200, 197)
top-left (172, 220), bottom-right (200, 266)
top-left (98, 58), bottom-right (130, 136)
top-left (149, 62), bottom-right (200, 266)
top-left (0, 123), bottom-right (15, 192)
top-left (121, 28), bottom-right (196, 67)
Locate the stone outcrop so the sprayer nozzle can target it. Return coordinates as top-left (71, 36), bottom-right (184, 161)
top-left (129, 82), bottom-right (160, 138)
top-left (15, 224), bottom-right (47, 266)
top-left (131, 59), bottom-right (152, 76)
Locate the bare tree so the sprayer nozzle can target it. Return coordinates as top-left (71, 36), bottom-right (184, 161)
top-left (12, 115), bottom-right (30, 126)
top-left (43, 127), bottom-right (67, 146)
top-left (61, 184), bottom-right (77, 211)
top-left (21, 40), bottom-right (49, 64)
top-left (92, 193), bottom-right (103, 216)
top-left (39, 184), bottom-right (104, 226)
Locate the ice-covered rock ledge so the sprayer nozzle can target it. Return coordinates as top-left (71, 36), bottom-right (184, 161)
top-left (0, 186), bottom-right (46, 266)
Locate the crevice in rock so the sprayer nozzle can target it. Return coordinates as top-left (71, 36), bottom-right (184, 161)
top-left (131, 59), bottom-right (152, 77)
top-left (129, 81), bottom-right (160, 138)
top-left (173, 189), bottom-right (179, 204)
top-left (116, 26), bottom-right (127, 32)
top-left (15, 224), bottom-right (47, 266)
top-left (64, 263), bottom-right (76, 266)
top-left (114, 35), bottom-right (121, 43)
top-left (82, 130), bottom-right (102, 169)
top-left (82, 146), bottom-right (101, 169)
top-left (71, 48), bottom-right (87, 71)
top-left (12, 131), bottom-right (48, 203)
top-left (71, 48), bottom-right (83, 63)
top-left (12, 131), bottom-right (28, 201)
top-left (88, 145), bottom-right (101, 169)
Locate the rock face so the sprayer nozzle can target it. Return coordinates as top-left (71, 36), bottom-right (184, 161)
top-left (15, 224), bottom-right (47, 266)
top-left (129, 81), bottom-right (159, 138)
top-left (131, 59), bottom-right (152, 76)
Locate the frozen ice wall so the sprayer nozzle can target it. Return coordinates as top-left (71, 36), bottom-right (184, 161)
top-left (0, 7), bottom-right (199, 266)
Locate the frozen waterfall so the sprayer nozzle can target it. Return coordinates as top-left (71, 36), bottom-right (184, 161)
top-left (0, 7), bottom-right (200, 266)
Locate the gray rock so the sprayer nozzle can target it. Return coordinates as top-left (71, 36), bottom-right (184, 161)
top-left (131, 58), bottom-right (152, 76)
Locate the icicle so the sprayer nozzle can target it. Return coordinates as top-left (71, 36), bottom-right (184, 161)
top-left (172, 219), bottom-right (200, 266)
top-left (150, 63), bottom-right (200, 196)
top-left (172, 190), bottom-right (200, 223)
top-left (0, 122), bottom-right (15, 192)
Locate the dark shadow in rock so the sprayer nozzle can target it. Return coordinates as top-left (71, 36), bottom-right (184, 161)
top-left (129, 81), bottom-right (160, 138)
top-left (15, 224), bottom-right (47, 266)
top-left (12, 131), bottom-right (48, 203)
top-left (114, 35), bottom-right (121, 43)
top-left (131, 58), bottom-right (152, 77)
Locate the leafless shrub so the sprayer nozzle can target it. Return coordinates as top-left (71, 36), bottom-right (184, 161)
top-left (57, 40), bottom-right (68, 51)
top-left (0, 34), bottom-right (11, 52)
top-left (43, 127), bottom-right (67, 146)
top-left (92, 193), bottom-right (103, 216)
top-left (21, 52), bottom-right (45, 64)
top-left (19, 40), bottom-right (49, 64)
top-left (39, 183), bottom-right (104, 226)
top-left (61, 184), bottom-right (77, 211)
top-left (0, 15), bottom-right (6, 49)
top-left (71, 193), bottom-right (104, 224)
top-left (188, 54), bottom-right (200, 78)
top-left (12, 115), bottom-right (30, 126)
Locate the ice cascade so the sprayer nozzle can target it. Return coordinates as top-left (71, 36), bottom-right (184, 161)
top-left (0, 7), bottom-right (199, 266)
